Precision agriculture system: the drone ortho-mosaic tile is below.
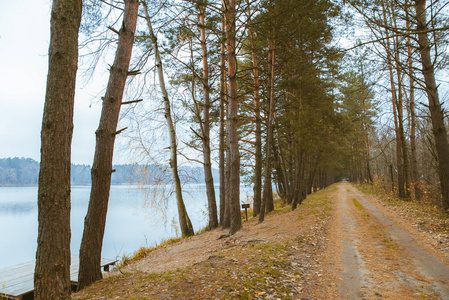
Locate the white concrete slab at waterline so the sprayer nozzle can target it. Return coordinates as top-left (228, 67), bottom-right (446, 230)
top-left (0, 255), bottom-right (117, 299)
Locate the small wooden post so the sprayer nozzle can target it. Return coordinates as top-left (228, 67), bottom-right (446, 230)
top-left (242, 203), bottom-right (250, 221)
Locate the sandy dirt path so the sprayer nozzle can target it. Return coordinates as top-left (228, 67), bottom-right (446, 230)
top-left (325, 182), bottom-right (449, 299)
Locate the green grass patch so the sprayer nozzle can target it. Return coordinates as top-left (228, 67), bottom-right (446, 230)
top-left (352, 198), bottom-right (364, 210)
top-left (382, 237), bottom-right (398, 251)
top-left (300, 187), bottom-right (333, 220)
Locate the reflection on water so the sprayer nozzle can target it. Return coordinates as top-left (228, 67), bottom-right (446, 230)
top-left (0, 184), bottom-right (252, 269)
top-left (0, 201), bottom-right (36, 214)
top-left (0, 186), bottom-right (37, 214)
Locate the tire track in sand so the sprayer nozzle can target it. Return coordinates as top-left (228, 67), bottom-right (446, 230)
top-left (326, 182), bottom-right (449, 299)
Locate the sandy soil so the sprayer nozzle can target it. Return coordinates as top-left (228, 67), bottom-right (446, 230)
top-left (323, 182), bottom-right (449, 299)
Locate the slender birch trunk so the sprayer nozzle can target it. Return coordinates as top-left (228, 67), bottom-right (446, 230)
top-left (198, 3), bottom-right (218, 230)
top-left (142, 1), bottom-right (194, 236)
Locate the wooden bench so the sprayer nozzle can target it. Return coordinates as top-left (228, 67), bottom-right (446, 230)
top-left (0, 255), bottom-right (117, 299)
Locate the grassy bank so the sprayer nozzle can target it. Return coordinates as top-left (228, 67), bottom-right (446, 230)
top-left (73, 185), bottom-right (337, 300)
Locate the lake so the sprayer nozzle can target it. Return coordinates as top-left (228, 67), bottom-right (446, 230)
top-left (0, 184), bottom-right (253, 269)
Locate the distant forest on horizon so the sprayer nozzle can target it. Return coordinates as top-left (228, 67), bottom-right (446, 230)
top-left (0, 157), bottom-right (216, 186)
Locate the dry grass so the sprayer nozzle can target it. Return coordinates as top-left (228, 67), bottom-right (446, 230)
top-left (73, 186), bottom-right (337, 300)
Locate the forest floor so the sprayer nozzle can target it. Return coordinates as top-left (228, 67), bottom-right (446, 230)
top-left (72, 182), bottom-right (449, 299)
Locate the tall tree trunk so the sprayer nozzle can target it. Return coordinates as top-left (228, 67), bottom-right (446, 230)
top-left (225, 0), bottom-right (242, 235)
top-left (301, 157), bottom-right (308, 201)
top-left (219, 10), bottom-right (227, 225)
top-left (308, 150), bottom-right (320, 193)
top-left (266, 39), bottom-right (276, 213)
top-left (390, 164), bottom-right (395, 192)
top-left (365, 133), bottom-right (373, 184)
top-left (306, 154), bottom-right (312, 194)
top-left (319, 168), bottom-right (325, 190)
top-left (273, 141), bottom-right (287, 200)
top-left (78, 0), bottom-right (139, 289)
top-left (407, 2), bottom-right (421, 200)
top-left (142, 1), bottom-right (194, 236)
top-left (198, 3), bottom-right (218, 230)
top-left (383, 6), bottom-right (404, 197)
top-left (415, 0), bottom-right (449, 211)
top-left (360, 63), bottom-right (373, 184)
top-left (395, 69), bottom-right (411, 198)
top-left (221, 1), bottom-right (231, 229)
top-left (362, 115), bottom-right (373, 184)
top-left (259, 39), bottom-right (276, 223)
top-left (223, 103), bottom-right (231, 229)
top-left (275, 127), bottom-right (291, 203)
top-left (247, 1), bottom-right (262, 217)
top-left (34, 0), bottom-right (82, 298)
top-left (291, 150), bottom-right (304, 210)
top-left (393, 18), bottom-right (411, 198)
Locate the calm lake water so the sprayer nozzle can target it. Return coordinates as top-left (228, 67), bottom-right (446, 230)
top-left (0, 184), bottom-right (252, 269)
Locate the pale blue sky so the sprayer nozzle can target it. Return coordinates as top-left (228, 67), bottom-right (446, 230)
top-left (0, 0), bottom-right (105, 165)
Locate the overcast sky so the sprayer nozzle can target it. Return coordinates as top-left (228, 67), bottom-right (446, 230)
top-left (0, 0), bottom-right (113, 165)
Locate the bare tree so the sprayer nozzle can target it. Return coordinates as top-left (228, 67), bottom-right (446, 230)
top-left (142, 0), bottom-right (195, 237)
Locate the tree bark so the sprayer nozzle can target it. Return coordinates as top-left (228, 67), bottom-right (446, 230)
top-left (78, 0), bottom-right (139, 290)
top-left (291, 150), bottom-right (305, 210)
top-left (390, 164), bottom-right (395, 192)
top-left (221, 1), bottom-right (231, 229)
top-left (219, 9), bottom-right (227, 226)
top-left (308, 151), bottom-right (320, 193)
top-left (275, 127), bottom-right (291, 203)
top-left (34, 0), bottom-right (82, 298)
top-left (142, 1), bottom-right (194, 236)
top-left (259, 39), bottom-right (276, 223)
top-left (415, 0), bottom-right (449, 211)
top-left (407, 10), bottom-right (422, 200)
top-left (198, 3), bottom-right (218, 230)
top-left (266, 39), bottom-right (276, 213)
top-left (247, 1), bottom-right (262, 217)
top-left (382, 5), bottom-right (404, 197)
top-left (223, 103), bottom-right (231, 229)
top-left (225, 0), bottom-right (242, 235)
top-left (393, 19), bottom-right (411, 198)
top-left (359, 64), bottom-right (373, 185)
